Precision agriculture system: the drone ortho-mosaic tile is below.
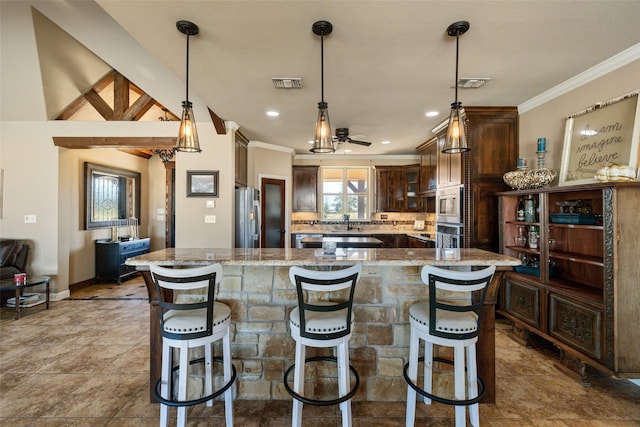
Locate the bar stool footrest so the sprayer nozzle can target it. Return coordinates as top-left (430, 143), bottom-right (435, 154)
top-left (284, 356), bottom-right (359, 407)
top-left (403, 356), bottom-right (485, 406)
top-left (153, 356), bottom-right (237, 407)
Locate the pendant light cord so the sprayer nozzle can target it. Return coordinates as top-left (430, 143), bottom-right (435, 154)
top-left (320, 33), bottom-right (325, 103)
top-left (454, 33), bottom-right (459, 104)
top-left (185, 34), bottom-right (190, 103)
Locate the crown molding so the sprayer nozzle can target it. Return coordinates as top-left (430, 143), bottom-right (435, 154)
top-left (519, 42), bottom-right (640, 114)
top-left (248, 140), bottom-right (296, 154)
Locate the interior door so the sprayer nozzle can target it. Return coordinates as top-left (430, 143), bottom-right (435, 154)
top-left (261, 178), bottom-right (286, 248)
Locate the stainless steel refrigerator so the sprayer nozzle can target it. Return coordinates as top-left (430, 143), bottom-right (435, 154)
top-left (235, 187), bottom-right (261, 248)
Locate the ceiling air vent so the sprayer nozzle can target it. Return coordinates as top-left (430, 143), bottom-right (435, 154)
top-left (456, 77), bottom-right (491, 88)
top-left (272, 78), bottom-right (303, 89)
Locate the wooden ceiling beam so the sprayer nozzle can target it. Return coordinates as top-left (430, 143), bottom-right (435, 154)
top-left (53, 136), bottom-right (175, 149)
top-left (84, 89), bottom-right (113, 120)
top-left (113, 72), bottom-right (130, 118)
top-left (208, 108), bottom-right (227, 135)
top-left (123, 94), bottom-right (154, 121)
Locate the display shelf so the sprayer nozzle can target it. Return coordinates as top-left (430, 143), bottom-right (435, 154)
top-left (498, 183), bottom-right (640, 378)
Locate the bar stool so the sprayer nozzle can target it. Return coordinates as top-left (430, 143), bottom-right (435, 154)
top-left (150, 264), bottom-right (236, 427)
top-left (284, 264), bottom-right (362, 427)
top-left (404, 265), bottom-right (496, 427)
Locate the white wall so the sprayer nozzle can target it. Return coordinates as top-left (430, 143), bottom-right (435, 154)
top-left (0, 1), bottom-right (232, 296)
top-left (519, 59), bottom-right (640, 175)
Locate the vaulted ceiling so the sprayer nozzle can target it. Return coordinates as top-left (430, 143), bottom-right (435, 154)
top-left (36, 1), bottom-right (640, 155)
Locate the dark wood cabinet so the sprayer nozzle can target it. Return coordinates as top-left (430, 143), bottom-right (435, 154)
top-left (498, 184), bottom-right (640, 380)
top-left (95, 238), bottom-right (150, 284)
top-left (292, 166), bottom-right (318, 212)
top-left (375, 165), bottom-right (420, 212)
top-left (430, 107), bottom-right (518, 252)
top-left (417, 137), bottom-right (437, 194)
top-left (235, 137), bottom-right (248, 188)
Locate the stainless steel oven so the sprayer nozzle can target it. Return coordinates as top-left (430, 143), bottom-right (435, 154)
top-left (436, 223), bottom-right (463, 249)
top-left (436, 185), bottom-right (463, 224)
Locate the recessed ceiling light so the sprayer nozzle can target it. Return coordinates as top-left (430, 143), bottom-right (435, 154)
top-left (425, 111), bottom-right (439, 117)
top-left (344, 149), bottom-right (352, 153)
top-left (381, 140), bottom-right (391, 145)
top-left (308, 140), bottom-right (314, 144)
top-left (266, 110), bottom-right (279, 117)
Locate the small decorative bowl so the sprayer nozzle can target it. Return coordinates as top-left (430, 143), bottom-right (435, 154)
top-left (503, 168), bottom-right (557, 190)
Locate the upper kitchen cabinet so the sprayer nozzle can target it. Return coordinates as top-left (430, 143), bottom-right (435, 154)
top-left (235, 135), bottom-right (248, 188)
top-left (417, 137), bottom-right (437, 194)
top-left (436, 132), bottom-right (463, 188)
top-left (292, 166), bottom-right (319, 212)
top-left (375, 165), bottom-right (420, 212)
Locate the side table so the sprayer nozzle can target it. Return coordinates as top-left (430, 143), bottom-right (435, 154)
top-left (0, 276), bottom-right (50, 319)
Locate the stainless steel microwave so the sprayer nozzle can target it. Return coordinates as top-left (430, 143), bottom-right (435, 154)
top-left (436, 185), bottom-right (463, 224)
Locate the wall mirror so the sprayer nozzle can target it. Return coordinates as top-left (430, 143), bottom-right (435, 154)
top-left (84, 162), bottom-right (141, 230)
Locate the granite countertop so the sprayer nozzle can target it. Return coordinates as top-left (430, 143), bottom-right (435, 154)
top-left (126, 248), bottom-right (520, 268)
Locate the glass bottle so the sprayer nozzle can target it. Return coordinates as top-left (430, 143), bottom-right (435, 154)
top-left (528, 225), bottom-right (538, 249)
top-left (524, 195), bottom-right (536, 222)
top-left (516, 197), bottom-right (525, 221)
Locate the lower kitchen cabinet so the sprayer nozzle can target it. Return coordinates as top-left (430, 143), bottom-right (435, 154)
top-left (95, 238), bottom-right (150, 284)
top-left (498, 183), bottom-right (640, 380)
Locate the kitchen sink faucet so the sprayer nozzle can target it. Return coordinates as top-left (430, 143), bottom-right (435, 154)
top-left (344, 214), bottom-right (352, 231)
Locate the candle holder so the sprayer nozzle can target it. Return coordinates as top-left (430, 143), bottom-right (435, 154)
top-left (536, 150), bottom-right (547, 169)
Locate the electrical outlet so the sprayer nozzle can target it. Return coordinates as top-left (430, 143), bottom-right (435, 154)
top-left (204, 215), bottom-right (216, 223)
top-left (24, 215), bottom-right (37, 223)
top-left (206, 200), bottom-right (215, 208)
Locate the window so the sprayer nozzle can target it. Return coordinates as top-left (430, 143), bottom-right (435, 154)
top-left (321, 167), bottom-right (369, 220)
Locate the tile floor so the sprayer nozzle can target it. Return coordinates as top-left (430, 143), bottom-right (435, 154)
top-left (1, 276), bottom-right (639, 426)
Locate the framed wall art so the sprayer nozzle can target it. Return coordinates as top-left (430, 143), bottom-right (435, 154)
top-left (187, 170), bottom-right (219, 197)
top-left (559, 90), bottom-right (640, 186)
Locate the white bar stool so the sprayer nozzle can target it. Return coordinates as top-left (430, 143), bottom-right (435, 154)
top-left (150, 264), bottom-right (236, 427)
top-left (404, 265), bottom-right (496, 427)
top-left (284, 264), bottom-right (362, 427)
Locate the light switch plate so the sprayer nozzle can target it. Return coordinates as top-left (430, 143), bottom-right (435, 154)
top-left (24, 215), bottom-right (36, 223)
top-left (205, 215), bottom-right (216, 223)
top-left (206, 200), bottom-right (215, 208)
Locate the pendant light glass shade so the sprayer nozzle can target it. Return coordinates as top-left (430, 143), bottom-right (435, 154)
top-left (175, 20), bottom-right (201, 153)
top-left (443, 102), bottom-right (468, 154)
top-left (176, 101), bottom-right (201, 152)
top-left (310, 20), bottom-right (334, 154)
top-left (311, 101), bottom-right (334, 153)
top-left (442, 21), bottom-right (470, 154)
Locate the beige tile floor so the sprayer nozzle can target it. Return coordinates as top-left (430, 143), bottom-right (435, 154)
top-left (1, 276), bottom-right (639, 426)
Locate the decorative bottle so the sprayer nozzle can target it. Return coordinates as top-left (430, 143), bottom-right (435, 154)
top-left (516, 197), bottom-right (525, 222)
top-left (524, 195), bottom-right (536, 222)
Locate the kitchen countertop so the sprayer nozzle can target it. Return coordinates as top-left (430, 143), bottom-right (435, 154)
top-left (126, 247), bottom-right (519, 268)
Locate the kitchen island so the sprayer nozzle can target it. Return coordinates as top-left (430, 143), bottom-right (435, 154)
top-left (127, 248), bottom-right (519, 403)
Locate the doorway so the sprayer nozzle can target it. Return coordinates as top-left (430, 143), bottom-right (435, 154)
top-left (164, 161), bottom-right (175, 248)
top-left (261, 178), bottom-right (286, 248)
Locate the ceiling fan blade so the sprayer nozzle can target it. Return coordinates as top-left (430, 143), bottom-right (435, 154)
top-left (348, 139), bottom-right (372, 146)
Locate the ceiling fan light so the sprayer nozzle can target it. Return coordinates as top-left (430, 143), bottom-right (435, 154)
top-left (311, 101), bottom-right (334, 153)
top-left (443, 102), bottom-right (469, 154)
top-left (176, 101), bottom-right (201, 152)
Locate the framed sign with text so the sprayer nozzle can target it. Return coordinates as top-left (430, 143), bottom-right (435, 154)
top-left (559, 91), bottom-right (640, 186)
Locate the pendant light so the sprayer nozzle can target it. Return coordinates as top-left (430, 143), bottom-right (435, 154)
top-left (310, 20), bottom-right (334, 154)
top-left (175, 20), bottom-right (201, 153)
top-left (442, 21), bottom-right (470, 154)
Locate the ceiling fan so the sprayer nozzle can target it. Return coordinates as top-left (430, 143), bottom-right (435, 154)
top-left (333, 127), bottom-right (372, 146)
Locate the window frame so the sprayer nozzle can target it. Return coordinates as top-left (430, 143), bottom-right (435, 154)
top-left (319, 166), bottom-right (371, 221)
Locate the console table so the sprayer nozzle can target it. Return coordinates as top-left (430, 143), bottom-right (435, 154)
top-left (95, 238), bottom-right (150, 284)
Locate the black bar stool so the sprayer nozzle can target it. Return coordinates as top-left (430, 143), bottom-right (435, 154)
top-left (150, 264), bottom-right (236, 427)
top-left (404, 265), bottom-right (495, 427)
top-left (284, 264), bottom-right (362, 427)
